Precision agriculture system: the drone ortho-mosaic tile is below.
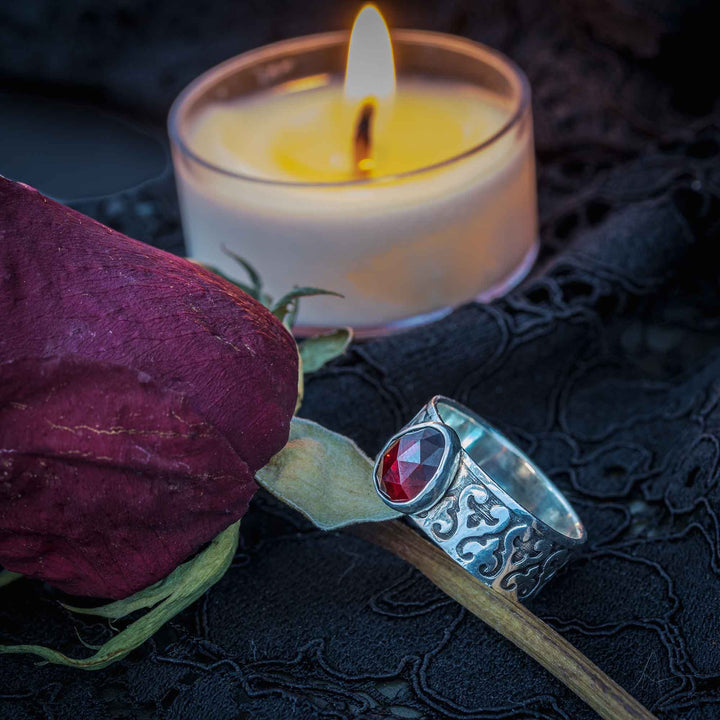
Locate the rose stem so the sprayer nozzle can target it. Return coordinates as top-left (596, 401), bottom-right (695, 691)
top-left (348, 519), bottom-right (657, 720)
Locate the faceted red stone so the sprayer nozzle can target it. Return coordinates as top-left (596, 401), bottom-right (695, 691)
top-left (379, 427), bottom-right (446, 503)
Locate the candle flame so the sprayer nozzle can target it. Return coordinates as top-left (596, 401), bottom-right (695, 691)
top-left (344, 4), bottom-right (395, 102)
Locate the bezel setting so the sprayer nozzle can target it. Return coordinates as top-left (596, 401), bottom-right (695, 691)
top-left (373, 421), bottom-right (462, 514)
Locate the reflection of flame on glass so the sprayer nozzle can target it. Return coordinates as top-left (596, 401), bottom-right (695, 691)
top-left (344, 4), bottom-right (396, 102)
top-left (272, 73), bottom-right (332, 95)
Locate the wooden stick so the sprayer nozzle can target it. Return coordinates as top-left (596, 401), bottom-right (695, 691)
top-left (348, 519), bottom-right (657, 720)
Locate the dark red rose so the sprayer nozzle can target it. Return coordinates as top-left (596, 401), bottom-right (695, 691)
top-left (0, 177), bottom-right (298, 598)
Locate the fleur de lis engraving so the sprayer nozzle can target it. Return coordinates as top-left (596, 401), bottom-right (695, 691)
top-left (467, 493), bottom-right (501, 528)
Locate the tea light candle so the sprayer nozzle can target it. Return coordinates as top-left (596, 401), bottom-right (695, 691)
top-left (170, 5), bottom-right (538, 336)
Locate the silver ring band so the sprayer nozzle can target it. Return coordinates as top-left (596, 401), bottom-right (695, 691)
top-left (373, 396), bottom-right (586, 601)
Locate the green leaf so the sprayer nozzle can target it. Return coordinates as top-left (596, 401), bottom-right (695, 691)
top-left (256, 417), bottom-right (399, 530)
top-left (300, 328), bottom-right (353, 374)
top-left (0, 521), bottom-right (240, 670)
top-left (272, 288), bottom-right (343, 326)
top-left (201, 264), bottom-right (258, 299)
top-left (221, 247), bottom-right (263, 297)
top-left (0, 570), bottom-right (22, 588)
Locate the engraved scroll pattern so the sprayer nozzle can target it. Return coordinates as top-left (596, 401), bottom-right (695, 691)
top-left (410, 473), bottom-right (570, 600)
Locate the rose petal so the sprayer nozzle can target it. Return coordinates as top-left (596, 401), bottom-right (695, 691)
top-left (0, 355), bottom-right (255, 599)
top-left (0, 177), bottom-right (298, 475)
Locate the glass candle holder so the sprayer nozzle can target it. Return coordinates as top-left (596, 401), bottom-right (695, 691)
top-left (169, 30), bottom-right (537, 337)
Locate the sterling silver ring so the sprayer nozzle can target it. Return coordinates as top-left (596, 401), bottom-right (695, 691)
top-left (373, 396), bottom-right (586, 601)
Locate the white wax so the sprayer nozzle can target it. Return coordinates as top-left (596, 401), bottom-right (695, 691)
top-left (174, 77), bottom-right (537, 331)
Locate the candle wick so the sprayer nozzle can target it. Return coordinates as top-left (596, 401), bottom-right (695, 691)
top-left (354, 99), bottom-right (376, 177)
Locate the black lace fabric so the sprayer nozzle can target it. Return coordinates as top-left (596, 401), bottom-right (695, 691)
top-left (2, 1), bottom-right (720, 718)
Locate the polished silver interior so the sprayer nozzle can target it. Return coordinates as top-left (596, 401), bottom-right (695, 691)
top-left (436, 399), bottom-right (584, 541)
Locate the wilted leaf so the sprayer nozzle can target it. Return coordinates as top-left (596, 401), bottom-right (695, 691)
top-left (0, 521), bottom-right (239, 670)
top-left (256, 417), bottom-right (399, 530)
top-left (222, 246), bottom-right (264, 296)
top-left (196, 262), bottom-right (259, 300)
top-left (300, 328), bottom-right (353, 374)
top-left (61, 553), bottom-right (199, 619)
top-left (0, 571), bottom-right (21, 588)
top-left (272, 288), bottom-right (343, 326)
top-left (296, 350), bottom-right (305, 413)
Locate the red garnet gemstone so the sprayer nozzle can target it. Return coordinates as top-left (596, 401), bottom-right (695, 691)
top-left (379, 427), bottom-right (446, 503)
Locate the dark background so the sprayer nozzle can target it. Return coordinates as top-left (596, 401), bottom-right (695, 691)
top-left (1, 0), bottom-right (717, 255)
top-left (2, 1), bottom-right (720, 718)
